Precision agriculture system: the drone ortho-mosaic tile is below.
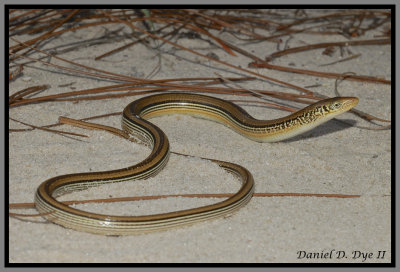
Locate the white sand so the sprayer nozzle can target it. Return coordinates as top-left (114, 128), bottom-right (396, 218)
top-left (9, 10), bottom-right (391, 263)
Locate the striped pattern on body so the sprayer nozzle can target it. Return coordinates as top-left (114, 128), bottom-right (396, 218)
top-left (34, 92), bottom-right (358, 235)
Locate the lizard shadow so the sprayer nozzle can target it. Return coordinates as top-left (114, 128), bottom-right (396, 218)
top-left (280, 119), bottom-right (357, 143)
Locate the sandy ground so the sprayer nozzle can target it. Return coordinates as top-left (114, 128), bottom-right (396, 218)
top-left (8, 10), bottom-right (391, 263)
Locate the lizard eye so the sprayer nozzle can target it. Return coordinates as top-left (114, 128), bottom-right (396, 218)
top-left (330, 102), bottom-right (342, 110)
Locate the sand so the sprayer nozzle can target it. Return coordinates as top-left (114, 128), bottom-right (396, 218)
top-left (8, 9), bottom-right (391, 263)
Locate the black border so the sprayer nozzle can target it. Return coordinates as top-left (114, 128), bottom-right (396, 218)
top-left (5, 5), bottom-right (396, 268)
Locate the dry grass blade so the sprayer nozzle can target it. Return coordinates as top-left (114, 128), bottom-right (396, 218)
top-left (351, 109), bottom-right (391, 128)
top-left (10, 9), bottom-right (81, 55)
top-left (8, 77), bottom-right (260, 107)
top-left (215, 72), bottom-right (298, 112)
top-left (266, 38), bottom-right (391, 60)
top-left (248, 61), bottom-right (391, 84)
top-left (94, 22), bottom-right (178, 60)
top-left (9, 64), bottom-right (23, 81)
top-left (9, 211), bottom-right (54, 217)
top-left (9, 85), bottom-right (49, 105)
top-left (9, 117), bottom-right (88, 138)
top-left (10, 37), bottom-right (138, 82)
top-left (333, 73), bottom-right (391, 127)
top-left (184, 9), bottom-right (277, 42)
top-left (59, 116), bottom-right (134, 142)
top-left (319, 53), bottom-right (362, 67)
top-left (143, 16), bottom-right (237, 56)
top-left (99, 9), bottom-right (313, 95)
top-left (9, 192), bottom-right (362, 218)
top-left (10, 112), bottom-right (122, 133)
